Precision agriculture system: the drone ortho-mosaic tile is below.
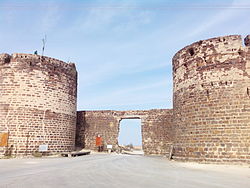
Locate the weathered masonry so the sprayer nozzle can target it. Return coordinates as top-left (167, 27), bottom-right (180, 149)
top-left (0, 35), bottom-right (249, 164)
top-left (76, 35), bottom-right (250, 163)
top-left (173, 35), bottom-right (250, 163)
top-left (76, 110), bottom-right (173, 155)
top-left (0, 53), bottom-right (77, 156)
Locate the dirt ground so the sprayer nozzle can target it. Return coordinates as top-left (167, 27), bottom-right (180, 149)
top-left (0, 154), bottom-right (249, 188)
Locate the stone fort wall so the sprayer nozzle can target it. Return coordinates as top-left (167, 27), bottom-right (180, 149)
top-left (0, 53), bottom-right (77, 156)
top-left (1, 34), bottom-right (249, 164)
top-left (76, 109), bottom-right (173, 155)
top-left (172, 35), bottom-right (250, 163)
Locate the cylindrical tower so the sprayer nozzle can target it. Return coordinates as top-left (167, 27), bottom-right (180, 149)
top-left (0, 53), bottom-right (77, 156)
top-left (173, 35), bottom-right (250, 163)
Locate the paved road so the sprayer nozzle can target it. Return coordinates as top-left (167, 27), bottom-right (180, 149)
top-left (0, 154), bottom-right (249, 188)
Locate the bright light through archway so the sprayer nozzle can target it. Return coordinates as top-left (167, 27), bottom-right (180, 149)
top-left (118, 119), bottom-right (142, 147)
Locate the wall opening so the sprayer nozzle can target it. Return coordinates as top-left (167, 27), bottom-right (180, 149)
top-left (118, 119), bottom-right (142, 152)
top-left (188, 48), bottom-right (195, 56)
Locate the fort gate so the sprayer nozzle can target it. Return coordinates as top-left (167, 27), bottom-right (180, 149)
top-left (76, 110), bottom-right (173, 155)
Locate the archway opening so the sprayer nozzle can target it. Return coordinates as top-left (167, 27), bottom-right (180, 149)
top-left (118, 119), bottom-right (143, 154)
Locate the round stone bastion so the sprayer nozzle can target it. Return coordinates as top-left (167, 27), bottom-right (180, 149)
top-left (0, 53), bottom-right (77, 156)
top-left (172, 35), bottom-right (250, 163)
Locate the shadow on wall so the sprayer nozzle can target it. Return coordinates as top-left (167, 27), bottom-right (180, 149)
top-left (76, 111), bottom-right (86, 148)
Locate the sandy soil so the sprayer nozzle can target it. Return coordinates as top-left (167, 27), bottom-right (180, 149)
top-left (0, 154), bottom-right (249, 188)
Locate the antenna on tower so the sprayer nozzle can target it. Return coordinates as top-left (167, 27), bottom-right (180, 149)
top-left (42, 35), bottom-right (47, 56)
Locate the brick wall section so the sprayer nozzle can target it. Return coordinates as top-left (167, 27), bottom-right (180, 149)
top-left (0, 53), bottom-right (77, 156)
top-left (76, 109), bottom-right (173, 155)
top-left (172, 35), bottom-right (250, 163)
top-left (76, 111), bottom-right (118, 150)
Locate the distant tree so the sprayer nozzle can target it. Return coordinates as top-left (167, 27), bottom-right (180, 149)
top-left (126, 143), bottom-right (134, 149)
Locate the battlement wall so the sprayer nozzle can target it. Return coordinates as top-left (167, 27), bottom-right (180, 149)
top-left (172, 35), bottom-right (250, 163)
top-left (173, 35), bottom-right (250, 93)
top-left (0, 53), bottom-right (76, 78)
top-left (0, 53), bottom-right (77, 156)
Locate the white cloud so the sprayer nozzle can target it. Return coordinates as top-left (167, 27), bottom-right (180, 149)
top-left (70, 0), bottom-right (153, 34)
top-left (187, 0), bottom-right (249, 38)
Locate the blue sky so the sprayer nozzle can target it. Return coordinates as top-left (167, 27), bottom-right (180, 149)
top-left (118, 119), bottom-right (142, 146)
top-left (1, 0), bottom-right (250, 111)
top-left (1, 0), bottom-right (250, 146)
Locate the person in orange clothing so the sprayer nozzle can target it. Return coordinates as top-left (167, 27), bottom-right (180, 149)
top-left (96, 134), bottom-right (103, 152)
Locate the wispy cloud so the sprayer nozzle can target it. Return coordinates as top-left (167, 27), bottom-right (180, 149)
top-left (187, 0), bottom-right (249, 38)
top-left (71, 0), bottom-right (153, 33)
top-left (41, 1), bottom-right (61, 33)
top-left (1, 0), bottom-right (250, 110)
top-left (78, 78), bottom-right (172, 110)
top-left (78, 58), bottom-right (169, 87)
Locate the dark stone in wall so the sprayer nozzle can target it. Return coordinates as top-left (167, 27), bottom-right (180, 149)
top-left (244, 35), bottom-right (250, 46)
